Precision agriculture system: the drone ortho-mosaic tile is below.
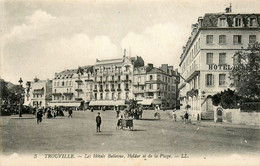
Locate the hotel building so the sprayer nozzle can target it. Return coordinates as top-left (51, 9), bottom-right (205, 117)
top-left (133, 64), bottom-right (179, 109)
top-left (28, 79), bottom-right (52, 108)
top-left (89, 51), bottom-right (144, 108)
top-left (49, 66), bottom-right (94, 108)
top-left (178, 11), bottom-right (260, 119)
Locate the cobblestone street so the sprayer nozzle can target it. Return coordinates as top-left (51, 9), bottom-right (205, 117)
top-left (1, 110), bottom-right (259, 157)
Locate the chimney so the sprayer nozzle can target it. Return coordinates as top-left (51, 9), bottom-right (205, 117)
top-left (161, 64), bottom-right (168, 73)
top-left (148, 63), bottom-right (153, 69)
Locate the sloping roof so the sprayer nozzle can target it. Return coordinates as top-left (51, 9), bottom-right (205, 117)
top-left (146, 68), bottom-right (165, 74)
top-left (201, 13), bottom-right (260, 28)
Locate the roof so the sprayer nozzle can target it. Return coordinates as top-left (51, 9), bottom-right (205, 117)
top-left (202, 13), bottom-right (260, 27)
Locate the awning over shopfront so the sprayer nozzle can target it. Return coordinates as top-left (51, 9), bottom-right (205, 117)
top-left (152, 99), bottom-right (162, 105)
top-left (48, 102), bottom-right (81, 107)
top-left (89, 100), bottom-right (125, 106)
top-left (138, 99), bottom-right (153, 105)
top-left (137, 99), bottom-right (162, 105)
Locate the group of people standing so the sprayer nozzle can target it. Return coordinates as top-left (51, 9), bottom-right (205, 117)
top-left (35, 107), bottom-right (73, 124)
top-left (172, 110), bottom-right (201, 124)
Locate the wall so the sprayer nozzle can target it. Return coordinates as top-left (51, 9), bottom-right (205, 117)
top-left (214, 108), bottom-right (260, 126)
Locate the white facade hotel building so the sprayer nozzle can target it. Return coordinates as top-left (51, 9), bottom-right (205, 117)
top-left (26, 79), bottom-right (52, 108)
top-left (49, 66), bottom-right (94, 108)
top-left (133, 64), bottom-right (179, 109)
top-left (179, 11), bottom-right (260, 119)
top-left (89, 51), bottom-right (144, 108)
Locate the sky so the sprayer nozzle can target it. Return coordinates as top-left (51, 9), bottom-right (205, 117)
top-left (1, 0), bottom-right (260, 85)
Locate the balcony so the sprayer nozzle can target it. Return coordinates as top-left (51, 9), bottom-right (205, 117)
top-left (111, 88), bottom-right (115, 91)
top-left (93, 89), bottom-right (98, 92)
top-left (124, 88), bottom-right (129, 91)
top-left (85, 79), bottom-right (93, 82)
top-left (133, 89), bottom-right (145, 93)
top-left (117, 88), bottom-right (121, 91)
top-left (75, 79), bottom-right (83, 83)
top-left (75, 97), bottom-right (83, 101)
top-left (105, 89), bottom-right (109, 92)
top-left (185, 64), bottom-right (199, 82)
top-left (99, 89), bottom-right (103, 92)
top-left (52, 92), bottom-right (62, 96)
top-left (75, 88), bottom-right (83, 92)
top-left (63, 92), bottom-right (74, 95)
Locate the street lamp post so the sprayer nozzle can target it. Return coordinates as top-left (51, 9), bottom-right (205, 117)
top-left (18, 78), bottom-right (23, 117)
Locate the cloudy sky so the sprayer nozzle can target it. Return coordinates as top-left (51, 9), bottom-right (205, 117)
top-left (1, 0), bottom-right (260, 84)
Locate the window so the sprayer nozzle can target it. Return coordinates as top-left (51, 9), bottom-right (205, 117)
top-left (95, 85), bottom-right (97, 90)
top-left (150, 75), bottom-right (153, 80)
top-left (219, 53), bottom-right (226, 64)
top-left (106, 93), bottom-right (109, 99)
top-left (219, 74), bottom-right (226, 86)
top-left (118, 84), bottom-right (120, 89)
top-left (249, 35), bottom-right (256, 44)
top-left (233, 35), bottom-right (242, 44)
top-left (219, 35), bottom-right (226, 44)
top-left (125, 83), bottom-right (129, 89)
top-left (112, 93), bottom-right (114, 100)
top-left (206, 53), bottom-right (213, 64)
top-left (100, 93), bottom-right (103, 100)
top-left (219, 18), bottom-right (226, 27)
top-left (118, 93), bottom-right (121, 99)
top-left (94, 93), bottom-right (97, 100)
top-left (234, 17), bottom-right (242, 27)
top-left (157, 75), bottom-right (160, 81)
top-left (125, 92), bottom-right (129, 99)
top-left (206, 74), bottom-right (214, 86)
top-left (118, 76), bottom-right (120, 81)
top-left (249, 17), bottom-right (257, 27)
top-left (54, 82), bottom-right (56, 86)
top-left (206, 35), bottom-right (213, 44)
top-left (149, 84), bottom-right (153, 89)
top-left (57, 82), bottom-right (59, 86)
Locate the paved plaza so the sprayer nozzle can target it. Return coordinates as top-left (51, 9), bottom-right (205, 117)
top-left (0, 110), bottom-right (259, 157)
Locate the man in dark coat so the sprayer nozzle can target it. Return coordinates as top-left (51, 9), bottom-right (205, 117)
top-left (68, 108), bottom-right (73, 118)
top-left (96, 112), bottom-right (102, 132)
top-left (37, 109), bottom-right (43, 124)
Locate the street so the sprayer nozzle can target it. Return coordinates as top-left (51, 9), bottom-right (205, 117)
top-left (0, 110), bottom-right (259, 157)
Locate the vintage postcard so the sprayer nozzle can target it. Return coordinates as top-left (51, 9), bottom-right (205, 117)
top-left (0, 0), bottom-right (259, 165)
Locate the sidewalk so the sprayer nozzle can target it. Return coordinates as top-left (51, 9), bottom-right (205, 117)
top-left (166, 110), bottom-right (260, 130)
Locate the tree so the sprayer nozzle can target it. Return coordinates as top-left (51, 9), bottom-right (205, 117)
top-left (211, 89), bottom-right (240, 109)
top-left (230, 42), bottom-right (260, 100)
top-left (0, 79), bottom-right (9, 104)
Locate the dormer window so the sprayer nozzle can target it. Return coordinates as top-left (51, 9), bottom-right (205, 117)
top-left (219, 17), bottom-right (227, 27)
top-left (249, 17), bottom-right (257, 27)
top-left (234, 17), bottom-right (242, 27)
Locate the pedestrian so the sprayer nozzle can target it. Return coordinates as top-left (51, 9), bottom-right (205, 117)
top-left (68, 108), bottom-right (73, 118)
top-left (184, 111), bottom-right (189, 124)
top-left (91, 107), bottom-right (94, 112)
top-left (116, 109), bottom-right (120, 118)
top-left (197, 113), bottom-right (200, 124)
top-left (172, 110), bottom-right (177, 122)
top-left (116, 115), bottom-right (123, 130)
top-left (96, 112), bottom-right (102, 132)
top-left (36, 109), bottom-right (43, 124)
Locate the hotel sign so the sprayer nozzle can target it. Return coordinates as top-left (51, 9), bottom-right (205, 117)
top-left (208, 64), bottom-right (232, 70)
top-left (208, 64), bottom-right (253, 71)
